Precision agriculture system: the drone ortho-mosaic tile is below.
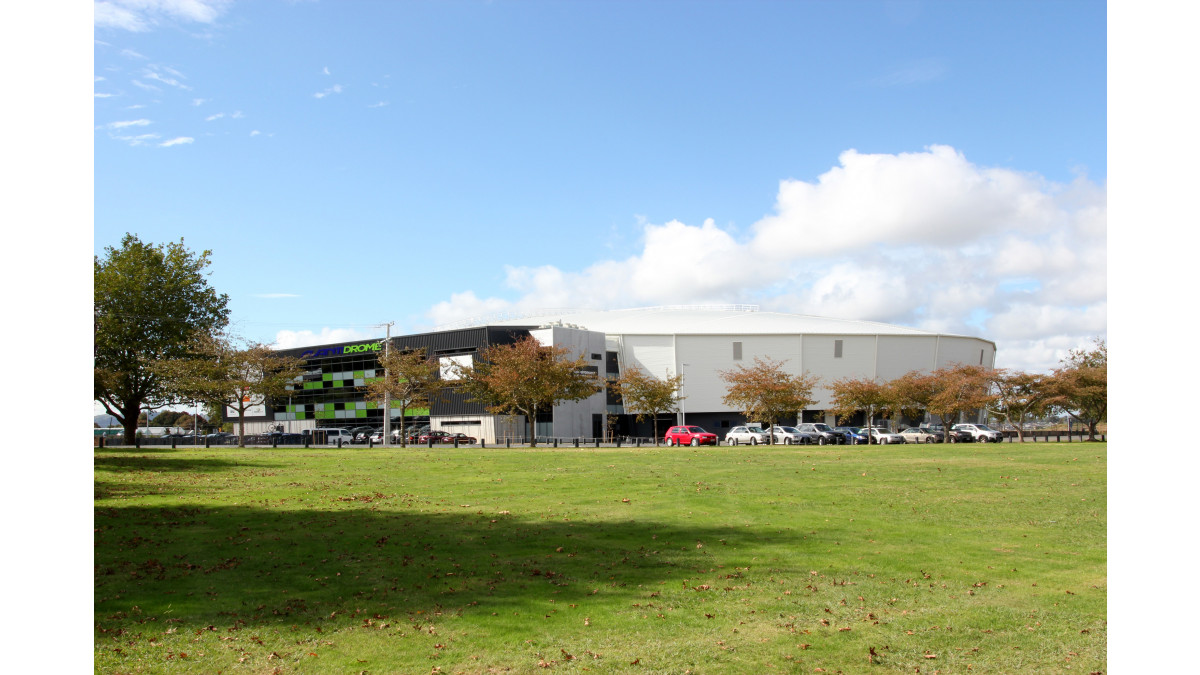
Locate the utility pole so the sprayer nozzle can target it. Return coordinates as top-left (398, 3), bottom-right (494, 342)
top-left (380, 322), bottom-right (394, 447)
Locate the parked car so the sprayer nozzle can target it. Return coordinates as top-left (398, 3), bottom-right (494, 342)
top-left (407, 425), bottom-right (431, 444)
top-left (664, 425), bottom-right (718, 446)
top-left (926, 425), bottom-right (972, 443)
top-left (899, 427), bottom-right (942, 444)
top-left (368, 430), bottom-right (386, 444)
top-left (835, 427), bottom-right (867, 444)
top-left (445, 432), bottom-right (477, 445)
top-left (418, 431), bottom-right (454, 444)
top-left (768, 425), bottom-right (815, 445)
top-left (862, 427), bottom-right (905, 445)
top-left (952, 423), bottom-right (1003, 443)
top-left (349, 426), bottom-right (376, 444)
top-left (725, 425), bottom-right (770, 446)
top-left (795, 423), bottom-right (843, 445)
top-left (321, 428), bottom-right (356, 445)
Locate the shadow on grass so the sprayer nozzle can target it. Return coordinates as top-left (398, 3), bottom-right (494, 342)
top-left (95, 453), bottom-right (280, 474)
top-left (95, 500), bottom-right (797, 635)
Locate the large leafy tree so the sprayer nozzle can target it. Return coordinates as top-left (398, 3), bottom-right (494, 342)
top-left (364, 346), bottom-right (442, 447)
top-left (95, 234), bottom-right (230, 444)
top-left (1048, 338), bottom-right (1107, 441)
top-left (828, 376), bottom-right (891, 443)
top-left (613, 365), bottom-right (684, 445)
top-left (988, 369), bottom-right (1052, 441)
top-left (156, 333), bottom-right (304, 447)
top-left (452, 336), bottom-right (603, 446)
top-left (719, 357), bottom-right (820, 444)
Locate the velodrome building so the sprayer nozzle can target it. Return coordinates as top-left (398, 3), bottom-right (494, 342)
top-left (241, 306), bottom-right (996, 442)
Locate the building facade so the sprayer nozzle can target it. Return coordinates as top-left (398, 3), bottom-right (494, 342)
top-left (228, 306), bottom-right (996, 440)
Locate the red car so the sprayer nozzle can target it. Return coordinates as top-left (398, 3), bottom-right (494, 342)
top-left (664, 425), bottom-right (718, 446)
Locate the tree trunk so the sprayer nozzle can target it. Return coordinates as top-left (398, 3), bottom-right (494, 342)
top-left (122, 400), bottom-right (141, 445)
top-left (528, 407), bottom-right (538, 447)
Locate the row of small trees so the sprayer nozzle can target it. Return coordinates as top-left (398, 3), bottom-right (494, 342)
top-left (96, 234), bottom-right (1105, 447)
top-left (613, 339), bottom-right (1107, 444)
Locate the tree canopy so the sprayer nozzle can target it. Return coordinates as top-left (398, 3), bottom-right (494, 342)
top-left (364, 346), bottom-right (442, 446)
top-left (613, 365), bottom-right (683, 444)
top-left (719, 357), bottom-right (820, 443)
top-left (1048, 338), bottom-right (1107, 441)
top-left (452, 336), bottom-right (603, 446)
top-left (909, 364), bottom-right (997, 436)
top-left (827, 376), bottom-right (890, 441)
top-left (95, 234), bottom-right (230, 443)
top-left (155, 333), bottom-right (304, 447)
top-left (988, 369), bottom-right (1052, 441)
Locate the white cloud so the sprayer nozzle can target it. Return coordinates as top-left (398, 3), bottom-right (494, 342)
top-left (313, 84), bottom-right (344, 99)
top-left (95, 1), bottom-right (231, 32)
top-left (95, 92), bottom-right (114, 98)
top-left (192, 98), bottom-right (207, 106)
top-left (250, 130), bottom-right (261, 137)
top-left (159, 136), bottom-right (193, 147)
top-left (205, 112), bottom-right (225, 121)
top-left (273, 327), bottom-right (379, 349)
top-left (107, 118), bottom-right (151, 129)
top-left (423, 145), bottom-right (1106, 372)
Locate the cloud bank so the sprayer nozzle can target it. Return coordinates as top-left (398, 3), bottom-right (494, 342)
top-left (425, 145), bottom-right (1106, 373)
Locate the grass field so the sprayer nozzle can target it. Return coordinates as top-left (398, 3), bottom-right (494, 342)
top-left (94, 442), bottom-right (1106, 674)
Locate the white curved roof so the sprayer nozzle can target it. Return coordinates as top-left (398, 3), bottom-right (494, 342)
top-left (485, 306), bottom-right (969, 338)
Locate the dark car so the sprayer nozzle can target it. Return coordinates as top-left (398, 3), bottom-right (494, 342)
top-left (348, 427), bottom-right (377, 444)
top-left (835, 427), bottom-right (868, 445)
top-left (795, 423), bottom-right (843, 445)
top-left (419, 431), bottom-right (455, 444)
top-left (664, 425), bottom-right (718, 446)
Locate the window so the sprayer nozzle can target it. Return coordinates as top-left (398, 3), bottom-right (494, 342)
top-left (733, 341), bottom-right (743, 360)
top-left (834, 340), bottom-right (843, 358)
top-left (980, 349), bottom-right (985, 365)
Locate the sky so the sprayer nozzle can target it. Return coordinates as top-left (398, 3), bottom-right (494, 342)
top-left (93, 0), bottom-right (1106, 374)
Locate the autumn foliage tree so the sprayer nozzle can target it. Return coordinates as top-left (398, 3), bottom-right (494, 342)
top-left (719, 357), bottom-right (820, 444)
top-left (827, 376), bottom-right (891, 443)
top-left (155, 333), bottom-right (304, 447)
top-left (364, 347), bottom-right (442, 446)
top-left (911, 364), bottom-right (997, 439)
top-left (989, 369), bottom-right (1052, 441)
top-left (1047, 338), bottom-right (1107, 441)
top-left (452, 336), bottom-right (603, 446)
top-left (613, 365), bottom-right (684, 445)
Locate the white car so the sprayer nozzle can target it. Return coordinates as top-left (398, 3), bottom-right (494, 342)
top-left (726, 426), bottom-right (769, 445)
top-left (951, 423), bottom-right (1003, 443)
top-left (768, 426), bottom-right (814, 445)
top-left (862, 427), bottom-right (905, 445)
top-left (898, 427), bottom-right (942, 444)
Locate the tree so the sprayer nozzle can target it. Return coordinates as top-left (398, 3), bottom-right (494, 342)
top-left (156, 333), bottom-right (305, 447)
top-left (613, 365), bottom-right (684, 445)
top-left (364, 347), bottom-right (442, 447)
top-left (828, 376), bottom-right (891, 443)
top-left (884, 371), bottom-right (934, 428)
top-left (909, 364), bottom-right (997, 439)
top-left (452, 336), bottom-right (603, 447)
top-left (1047, 338), bottom-right (1107, 441)
top-left (719, 357), bottom-right (820, 444)
top-left (988, 370), bottom-right (1051, 442)
top-left (95, 234), bottom-right (231, 444)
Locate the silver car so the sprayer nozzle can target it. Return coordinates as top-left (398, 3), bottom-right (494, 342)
top-left (898, 427), bottom-right (942, 444)
top-left (726, 426), bottom-right (769, 445)
top-left (795, 423), bottom-right (842, 445)
top-left (768, 425), bottom-right (815, 445)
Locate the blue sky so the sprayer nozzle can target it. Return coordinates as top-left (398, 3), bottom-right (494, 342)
top-left (93, 0), bottom-right (1107, 373)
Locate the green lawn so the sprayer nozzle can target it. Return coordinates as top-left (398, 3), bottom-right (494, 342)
top-left (94, 442), bottom-right (1106, 674)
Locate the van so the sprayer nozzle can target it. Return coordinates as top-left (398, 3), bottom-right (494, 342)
top-left (318, 428), bottom-right (355, 445)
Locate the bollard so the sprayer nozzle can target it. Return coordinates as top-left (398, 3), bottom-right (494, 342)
top-left (616, 438), bottom-right (621, 448)
top-left (506, 438), bottom-right (511, 448)
top-left (429, 437), bottom-right (434, 448)
top-left (338, 438), bottom-right (343, 448)
top-left (595, 438), bottom-right (600, 448)
top-left (99, 437), bottom-right (104, 449)
top-left (135, 436), bottom-right (140, 448)
top-left (554, 438), bottom-right (559, 448)
top-left (304, 436), bottom-right (310, 448)
top-left (171, 438), bottom-right (177, 449)
top-left (369, 438), bottom-right (374, 448)
top-left (481, 439), bottom-right (486, 448)
top-left (204, 437), bottom-right (210, 448)
top-left (454, 437), bottom-right (459, 448)
top-left (273, 436), bottom-right (279, 448)
top-left (574, 438), bottom-right (579, 448)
